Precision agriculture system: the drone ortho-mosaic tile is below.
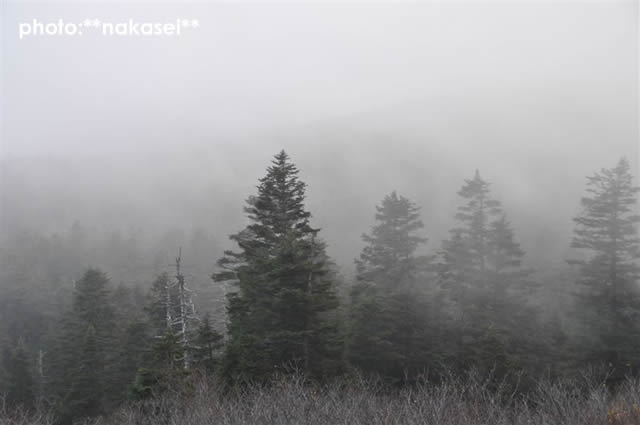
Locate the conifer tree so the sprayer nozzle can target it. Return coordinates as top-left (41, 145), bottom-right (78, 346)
top-left (213, 150), bottom-right (341, 382)
top-left (348, 191), bottom-right (436, 382)
top-left (355, 191), bottom-right (429, 287)
top-left (439, 171), bottom-right (534, 375)
top-left (63, 325), bottom-right (102, 421)
top-left (570, 158), bottom-right (640, 376)
top-left (47, 268), bottom-right (115, 424)
top-left (114, 320), bottom-right (152, 400)
top-left (130, 272), bottom-right (177, 399)
top-left (192, 314), bottom-right (223, 372)
top-left (133, 261), bottom-right (200, 397)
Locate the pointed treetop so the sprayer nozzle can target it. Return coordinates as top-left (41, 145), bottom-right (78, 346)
top-left (357, 191), bottom-right (428, 279)
top-left (275, 149), bottom-right (289, 161)
top-left (572, 156), bottom-right (640, 256)
top-left (612, 156), bottom-right (630, 174)
top-left (457, 170), bottom-right (498, 209)
top-left (270, 150), bottom-right (291, 169)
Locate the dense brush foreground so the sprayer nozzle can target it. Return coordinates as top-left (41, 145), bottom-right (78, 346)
top-left (5, 371), bottom-right (640, 425)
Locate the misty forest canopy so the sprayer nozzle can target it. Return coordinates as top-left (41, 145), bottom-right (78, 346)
top-left (1, 150), bottom-right (639, 424)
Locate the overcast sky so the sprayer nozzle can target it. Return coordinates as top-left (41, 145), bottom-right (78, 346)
top-left (1, 0), bottom-right (638, 272)
top-left (2, 1), bottom-right (636, 157)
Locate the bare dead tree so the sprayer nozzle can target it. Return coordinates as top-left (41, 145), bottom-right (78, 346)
top-left (174, 247), bottom-right (199, 370)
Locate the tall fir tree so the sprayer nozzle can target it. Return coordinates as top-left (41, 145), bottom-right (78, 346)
top-left (348, 191), bottom-right (436, 382)
top-left (570, 157), bottom-right (640, 378)
top-left (439, 171), bottom-right (535, 376)
top-left (213, 150), bottom-right (341, 382)
top-left (47, 268), bottom-right (116, 424)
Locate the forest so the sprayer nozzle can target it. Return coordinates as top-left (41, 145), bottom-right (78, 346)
top-left (2, 0), bottom-right (637, 423)
top-left (0, 149), bottom-right (638, 425)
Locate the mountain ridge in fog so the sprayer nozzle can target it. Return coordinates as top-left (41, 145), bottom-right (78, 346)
top-left (2, 86), bottom-right (636, 273)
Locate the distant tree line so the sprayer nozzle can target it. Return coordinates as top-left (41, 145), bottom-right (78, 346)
top-left (0, 150), bottom-right (638, 424)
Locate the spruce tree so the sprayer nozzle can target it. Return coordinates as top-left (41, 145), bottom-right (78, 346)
top-left (348, 191), bottom-right (436, 382)
top-left (47, 268), bottom-right (115, 424)
top-left (63, 325), bottom-right (103, 421)
top-left (439, 171), bottom-right (534, 376)
top-left (213, 150), bottom-right (341, 382)
top-left (71, 268), bottom-right (115, 333)
top-left (570, 157), bottom-right (640, 377)
top-left (114, 320), bottom-right (152, 400)
top-left (355, 191), bottom-right (429, 287)
top-left (108, 283), bottom-right (151, 402)
top-left (192, 314), bottom-right (223, 372)
top-left (151, 328), bottom-right (182, 371)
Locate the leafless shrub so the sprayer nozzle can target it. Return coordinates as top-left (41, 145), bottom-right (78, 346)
top-left (0, 405), bottom-right (54, 425)
top-left (7, 370), bottom-right (640, 425)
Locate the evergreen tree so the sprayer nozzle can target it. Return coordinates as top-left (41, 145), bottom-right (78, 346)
top-left (63, 325), bottom-right (102, 421)
top-left (151, 328), bottom-right (182, 371)
top-left (114, 320), bottom-right (152, 400)
top-left (439, 171), bottom-right (535, 376)
top-left (129, 327), bottom-right (186, 400)
top-left (71, 269), bottom-right (115, 332)
top-left (2, 338), bottom-right (35, 411)
top-left (570, 157), bottom-right (640, 377)
top-left (127, 274), bottom-right (172, 402)
top-left (108, 283), bottom-right (151, 401)
top-left (192, 314), bottom-right (223, 372)
top-left (47, 268), bottom-right (115, 424)
top-left (348, 191), bottom-right (436, 382)
top-left (131, 265), bottom-right (200, 399)
top-left (355, 191), bottom-right (430, 288)
top-left (213, 150), bottom-right (341, 382)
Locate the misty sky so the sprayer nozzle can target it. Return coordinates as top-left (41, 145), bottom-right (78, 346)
top-left (1, 1), bottom-right (638, 273)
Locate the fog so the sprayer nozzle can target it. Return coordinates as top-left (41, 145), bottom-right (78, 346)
top-left (1, 1), bottom-right (637, 274)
